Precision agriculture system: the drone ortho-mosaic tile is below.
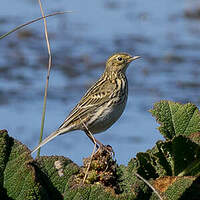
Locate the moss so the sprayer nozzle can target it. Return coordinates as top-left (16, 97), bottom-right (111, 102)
top-left (72, 148), bottom-right (120, 192)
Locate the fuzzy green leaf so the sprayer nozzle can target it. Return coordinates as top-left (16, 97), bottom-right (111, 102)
top-left (129, 135), bottom-right (200, 179)
top-left (164, 176), bottom-right (198, 200)
top-left (32, 156), bottom-right (79, 199)
top-left (150, 101), bottom-right (200, 139)
top-left (0, 130), bottom-right (47, 200)
top-left (0, 130), bottom-right (11, 198)
top-left (150, 176), bottom-right (199, 200)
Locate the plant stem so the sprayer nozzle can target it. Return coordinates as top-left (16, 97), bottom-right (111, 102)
top-left (0, 11), bottom-right (71, 40)
top-left (37, 0), bottom-right (52, 157)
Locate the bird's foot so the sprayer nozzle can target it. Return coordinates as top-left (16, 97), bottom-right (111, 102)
top-left (95, 144), bottom-right (115, 157)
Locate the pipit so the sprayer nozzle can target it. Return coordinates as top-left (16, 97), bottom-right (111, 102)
top-left (32, 53), bottom-right (140, 154)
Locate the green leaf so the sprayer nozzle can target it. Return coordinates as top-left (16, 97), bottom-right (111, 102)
top-left (0, 130), bottom-right (47, 200)
top-left (0, 130), bottom-right (11, 198)
top-left (150, 100), bottom-right (200, 139)
top-left (32, 156), bottom-right (79, 199)
top-left (164, 176), bottom-right (198, 200)
top-left (129, 135), bottom-right (200, 178)
top-left (150, 176), bottom-right (199, 200)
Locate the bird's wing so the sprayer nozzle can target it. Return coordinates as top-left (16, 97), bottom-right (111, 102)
top-left (58, 76), bottom-right (116, 130)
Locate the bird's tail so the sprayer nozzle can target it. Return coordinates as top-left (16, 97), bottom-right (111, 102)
top-left (31, 127), bottom-right (69, 154)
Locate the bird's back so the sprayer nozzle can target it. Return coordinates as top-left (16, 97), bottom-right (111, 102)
top-left (58, 72), bottom-right (128, 134)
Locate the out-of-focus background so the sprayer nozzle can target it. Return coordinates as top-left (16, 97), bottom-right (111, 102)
top-left (0, 0), bottom-right (200, 165)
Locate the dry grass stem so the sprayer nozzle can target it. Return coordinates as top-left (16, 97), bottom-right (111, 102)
top-left (0, 11), bottom-right (72, 40)
top-left (78, 117), bottom-right (97, 184)
top-left (135, 172), bottom-right (163, 200)
top-left (37, 0), bottom-right (52, 157)
top-left (83, 139), bottom-right (97, 184)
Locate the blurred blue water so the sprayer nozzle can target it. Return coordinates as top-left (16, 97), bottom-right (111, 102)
top-left (0, 0), bottom-right (200, 165)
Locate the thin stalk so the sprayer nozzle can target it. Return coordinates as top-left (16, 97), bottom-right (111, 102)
top-left (135, 172), bottom-right (163, 200)
top-left (37, 0), bottom-right (52, 157)
top-left (0, 11), bottom-right (72, 40)
top-left (79, 117), bottom-right (97, 183)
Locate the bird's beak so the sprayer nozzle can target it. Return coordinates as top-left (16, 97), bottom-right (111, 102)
top-left (128, 56), bottom-right (141, 63)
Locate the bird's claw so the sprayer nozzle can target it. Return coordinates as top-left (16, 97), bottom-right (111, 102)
top-left (95, 144), bottom-right (115, 157)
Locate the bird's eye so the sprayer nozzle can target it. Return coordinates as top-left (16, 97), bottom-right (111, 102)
top-left (117, 57), bottom-right (122, 61)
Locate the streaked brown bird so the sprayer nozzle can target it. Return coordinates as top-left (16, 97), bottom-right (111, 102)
top-left (32, 52), bottom-right (140, 154)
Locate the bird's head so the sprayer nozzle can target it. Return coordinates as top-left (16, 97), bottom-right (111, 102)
top-left (105, 52), bottom-right (140, 74)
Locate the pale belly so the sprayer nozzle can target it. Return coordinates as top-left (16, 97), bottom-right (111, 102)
top-left (87, 98), bottom-right (127, 134)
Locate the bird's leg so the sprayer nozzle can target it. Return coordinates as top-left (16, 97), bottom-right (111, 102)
top-left (84, 130), bottom-right (114, 155)
top-left (84, 129), bottom-right (102, 149)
